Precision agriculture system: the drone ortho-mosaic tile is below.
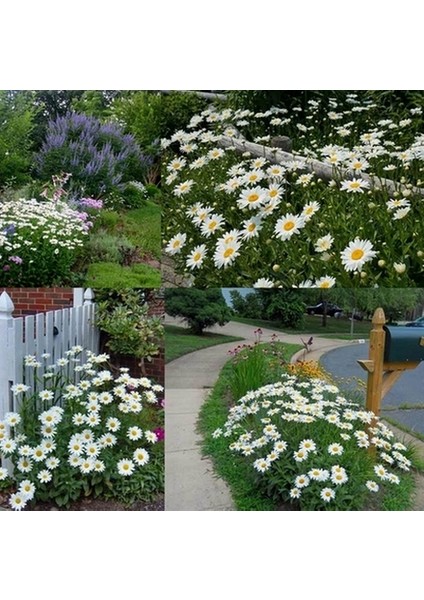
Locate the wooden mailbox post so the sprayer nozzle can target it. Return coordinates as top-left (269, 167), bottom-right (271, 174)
top-left (357, 307), bottom-right (422, 417)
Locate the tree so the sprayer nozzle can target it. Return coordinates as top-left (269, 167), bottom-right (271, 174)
top-left (165, 289), bottom-right (233, 335)
top-left (258, 290), bottom-right (305, 329)
top-left (0, 91), bottom-right (37, 188)
top-left (229, 289), bottom-right (263, 319)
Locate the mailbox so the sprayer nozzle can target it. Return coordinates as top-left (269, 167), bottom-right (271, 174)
top-left (383, 326), bottom-right (424, 363)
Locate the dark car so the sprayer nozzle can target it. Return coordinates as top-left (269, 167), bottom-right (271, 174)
top-left (405, 316), bottom-right (424, 327)
top-left (306, 302), bottom-right (343, 317)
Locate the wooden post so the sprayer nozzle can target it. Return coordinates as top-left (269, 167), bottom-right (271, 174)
top-left (364, 307), bottom-right (386, 416)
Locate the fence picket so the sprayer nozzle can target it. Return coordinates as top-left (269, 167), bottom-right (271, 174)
top-left (0, 293), bottom-right (99, 422)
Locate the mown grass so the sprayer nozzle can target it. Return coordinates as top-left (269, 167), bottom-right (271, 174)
top-left (121, 202), bottom-right (161, 258)
top-left (199, 342), bottom-right (418, 511)
top-left (231, 315), bottom-right (371, 338)
top-left (85, 262), bottom-right (160, 287)
top-left (165, 325), bottom-right (243, 363)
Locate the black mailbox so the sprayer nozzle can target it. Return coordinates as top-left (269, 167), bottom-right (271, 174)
top-left (384, 326), bottom-right (424, 363)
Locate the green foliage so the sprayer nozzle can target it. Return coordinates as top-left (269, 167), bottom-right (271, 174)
top-left (229, 290), bottom-right (264, 319)
top-left (165, 288), bottom-right (233, 334)
top-left (259, 290), bottom-right (306, 328)
top-left (85, 262), bottom-right (160, 288)
top-left (112, 91), bottom-right (206, 155)
top-left (85, 232), bottom-right (134, 264)
top-left (96, 289), bottom-right (164, 360)
top-left (0, 91), bottom-right (37, 188)
top-left (229, 344), bottom-right (269, 400)
top-left (228, 341), bottom-right (302, 401)
top-left (230, 290), bottom-right (305, 329)
top-left (92, 209), bottom-right (120, 231)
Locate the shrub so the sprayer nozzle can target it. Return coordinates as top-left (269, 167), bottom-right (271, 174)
top-left (165, 288), bottom-right (233, 334)
top-left (0, 348), bottom-right (164, 510)
top-left (212, 372), bottom-right (411, 510)
top-left (35, 112), bottom-right (152, 200)
top-left (0, 91), bottom-right (37, 189)
top-left (85, 232), bottom-right (135, 264)
top-left (112, 91), bottom-right (206, 156)
top-left (95, 290), bottom-right (164, 364)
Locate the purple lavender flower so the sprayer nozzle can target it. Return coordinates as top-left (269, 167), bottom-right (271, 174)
top-left (9, 256), bottom-right (23, 265)
top-left (79, 198), bottom-right (103, 210)
top-left (36, 112), bottom-right (152, 198)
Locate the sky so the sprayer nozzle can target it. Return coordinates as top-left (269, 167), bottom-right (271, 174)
top-left (221, 288), bottom-right (253, 307)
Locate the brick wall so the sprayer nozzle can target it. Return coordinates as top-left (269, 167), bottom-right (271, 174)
top-left (1, 288), bottom-right (74, 316)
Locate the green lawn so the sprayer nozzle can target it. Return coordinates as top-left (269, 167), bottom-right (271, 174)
top-left (85, 262), bottom-right (160, 287)
top-left (165, 325), bottom-right (243, 363)
top-left (121, 202), bottom-right (161, 259)
top-left (231, 315), bottom-right (371, 338)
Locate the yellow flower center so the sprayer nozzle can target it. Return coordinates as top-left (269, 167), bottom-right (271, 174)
top-left (208, 220), bottom-right (217, 230)
top-left (193, 252), bottom-right (201, 261)
top-left (172, 240), bottom-right (180, 248)
top-left (248, 193), bottom-right (259, 203)
top-left (351, 249), bottom-right (364, 260)
top-left (350, 181), bottom-right (361, 189)
top-left (283, 221), bottom-right (295, 231)
top-left (269, 189), bottom-right (278, 198)
top-left (247, 223), bottom-right (256, 232)
top-left (223, 247), bottom-right (235, 259)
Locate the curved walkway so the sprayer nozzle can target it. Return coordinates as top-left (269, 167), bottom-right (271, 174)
top-left (165, 317), bottom-right (355, 511)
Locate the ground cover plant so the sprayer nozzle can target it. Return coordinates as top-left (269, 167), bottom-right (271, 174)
top-left (163, 91), bottom-right (424, 287)
top-left (200, 342), bottom-right (416, 510)
top-left (0, 347), bottom-right (164, 510)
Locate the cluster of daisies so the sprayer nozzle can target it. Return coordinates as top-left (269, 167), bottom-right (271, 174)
top-left (212, 373), bottom-right (410, 509)
top-left (0, 348), bottom-right (163, 511)
top-left (0, 198), bottom-right (91, 284)
top-left (163, 94), bottom-right (424, 287)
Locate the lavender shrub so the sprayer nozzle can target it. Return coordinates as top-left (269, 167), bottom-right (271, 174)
top-left (35, 112), bottom-right (153, 201)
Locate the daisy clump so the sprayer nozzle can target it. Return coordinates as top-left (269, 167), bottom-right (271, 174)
top-left (0, 348), bottom-right (164, 510)
top-left (212, 372), bottom-right (412, 511)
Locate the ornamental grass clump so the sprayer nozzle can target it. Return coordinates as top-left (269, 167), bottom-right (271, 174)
top-left (0, 347), bottom-right (164, 510)
top-left (212, 373), bottom-right (411, 510)
top-left (163, 93), bottom-right (424, 287)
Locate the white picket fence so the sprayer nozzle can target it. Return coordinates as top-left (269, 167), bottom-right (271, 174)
top-left (0, 288), bottom-right (100, 420)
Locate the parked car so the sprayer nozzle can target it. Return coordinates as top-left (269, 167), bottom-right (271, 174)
top-left (306, 302), bottom-right (343, 317)
top-left (405, 316), bottom-right (424, 327)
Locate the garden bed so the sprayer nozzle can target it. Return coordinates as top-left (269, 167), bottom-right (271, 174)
top-left (0, 490), bottom-right (164, 511)
top-left (199, 342), bottom-right (419, 510)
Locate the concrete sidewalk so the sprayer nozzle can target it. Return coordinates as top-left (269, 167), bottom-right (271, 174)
top-left (165, 318), bottom-right (356, 511)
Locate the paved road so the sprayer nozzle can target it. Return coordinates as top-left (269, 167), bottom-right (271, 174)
top-left (321, 343), bottom-right (424, 434)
